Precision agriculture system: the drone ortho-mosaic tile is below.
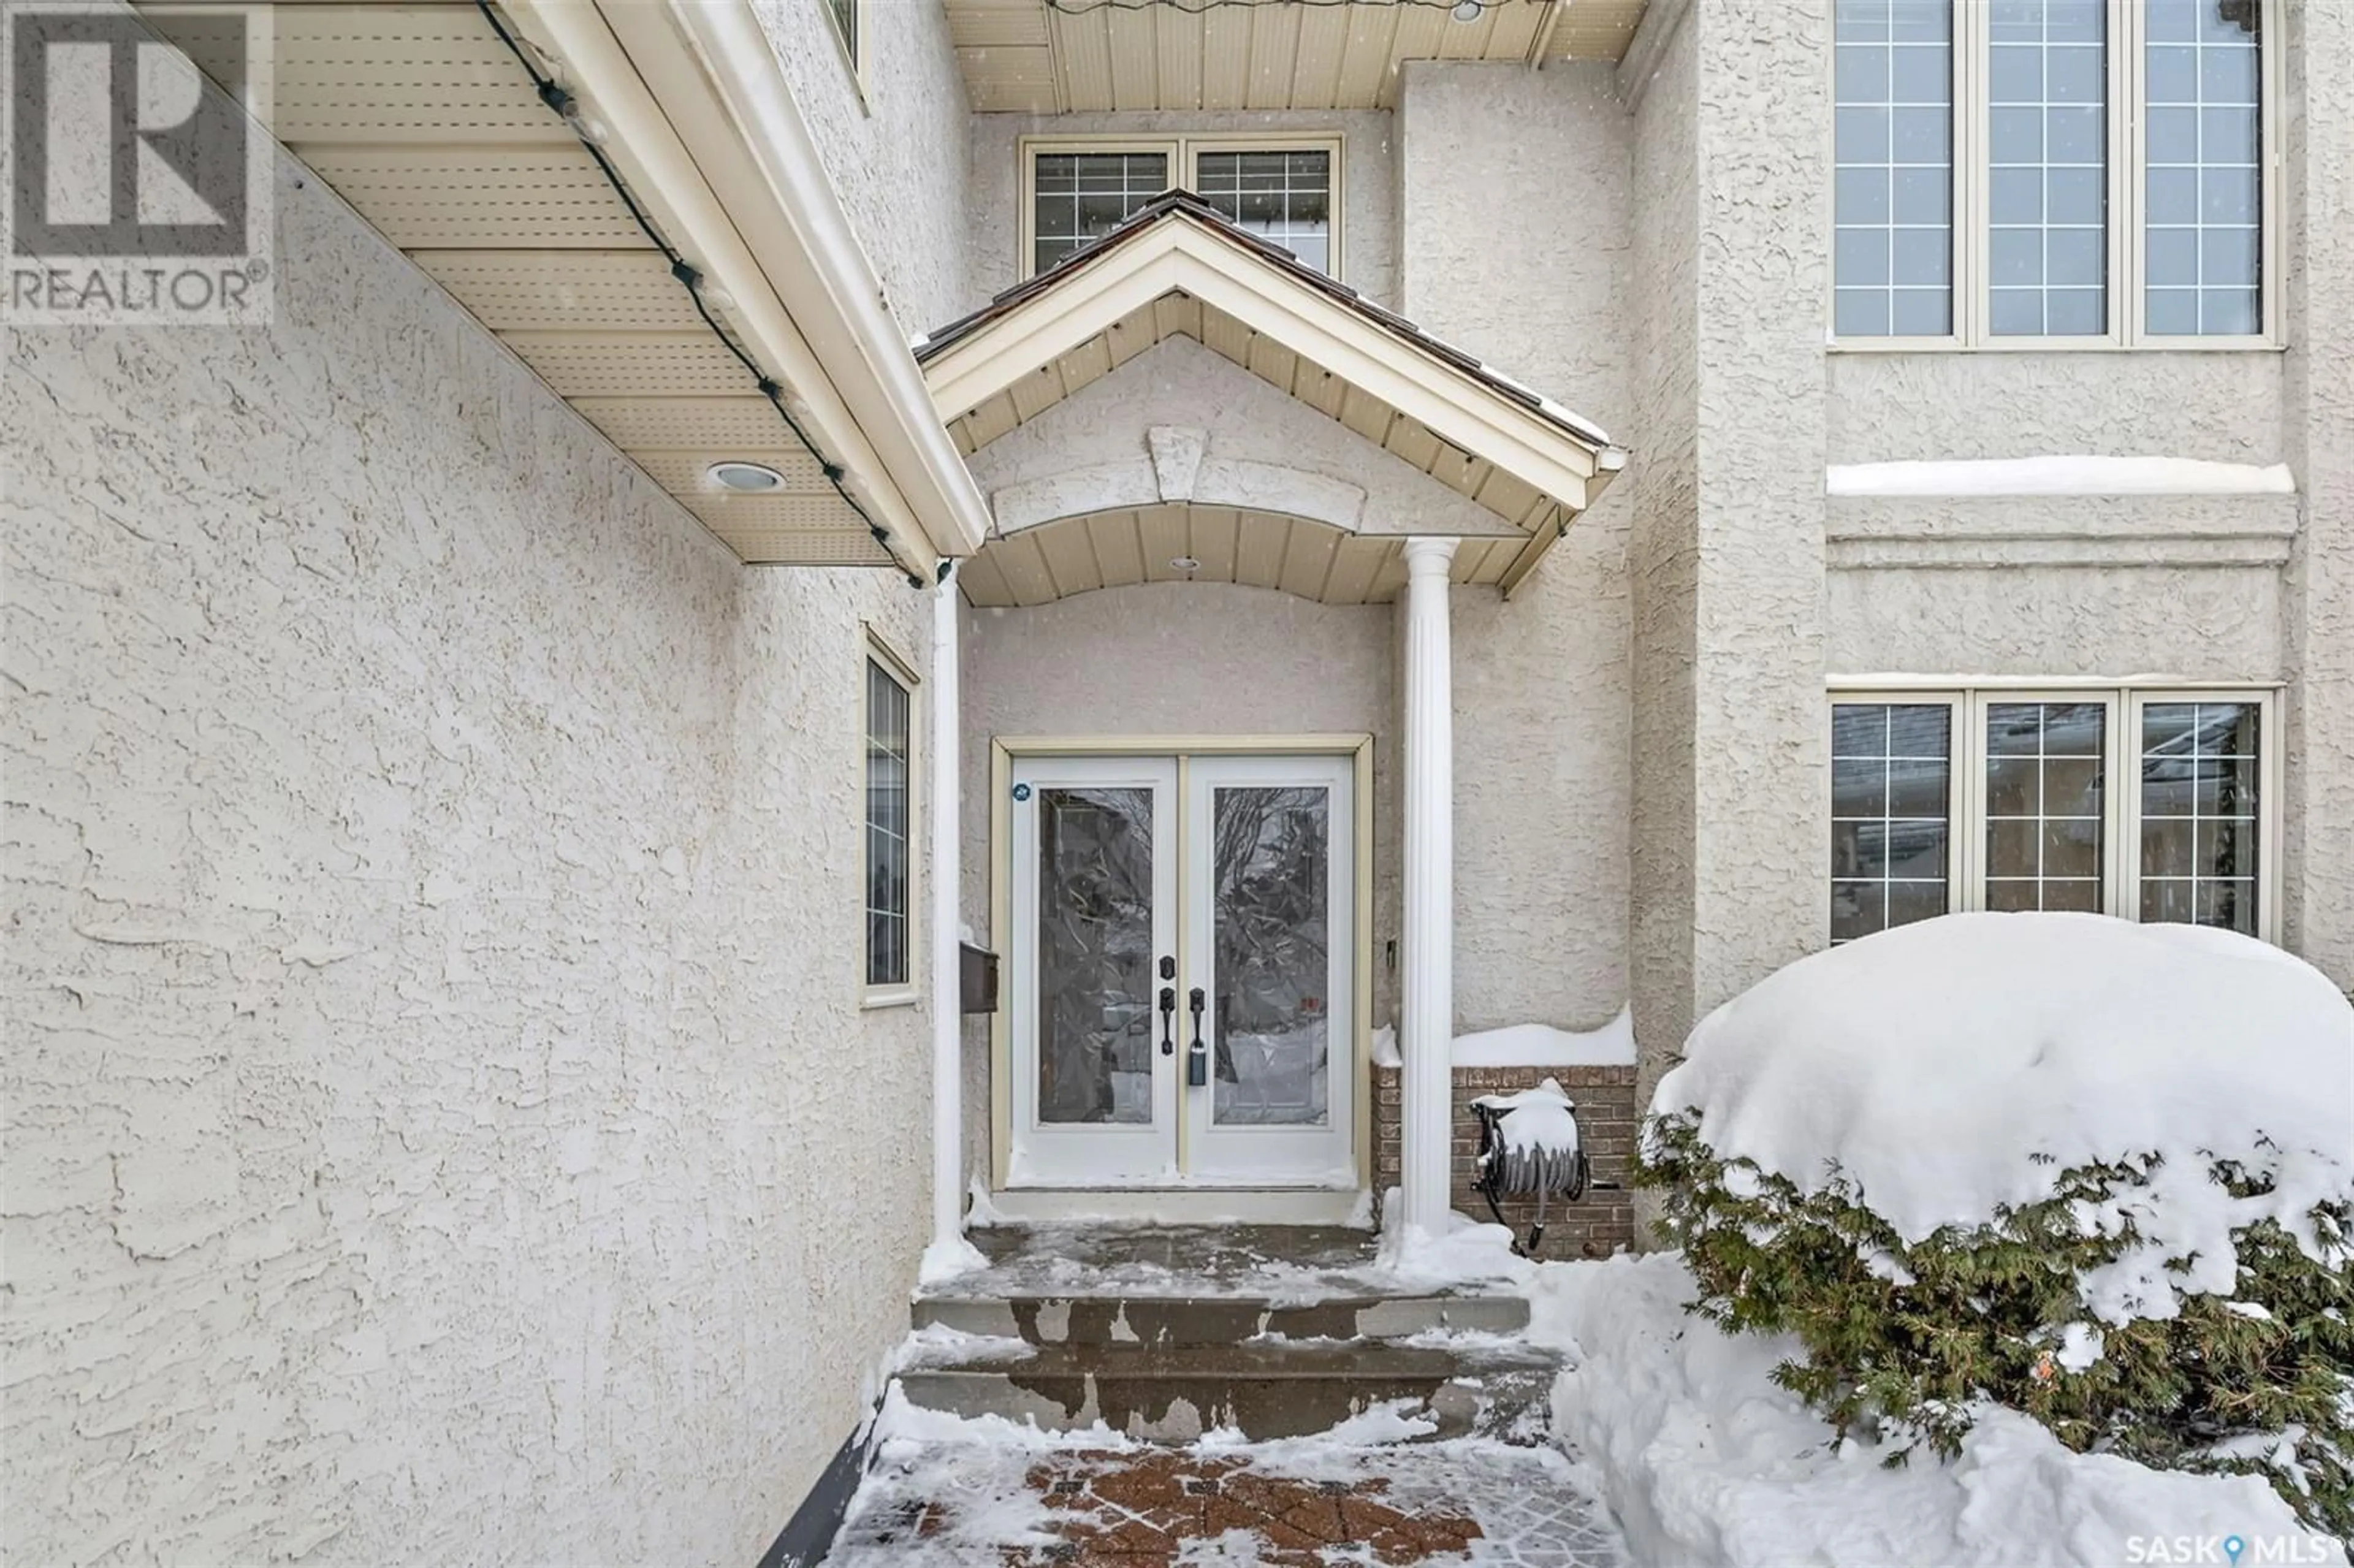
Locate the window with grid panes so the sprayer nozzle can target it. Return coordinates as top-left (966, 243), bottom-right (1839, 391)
top-left (1030, 151), bottom-right (1170, 275)
top-left (1194, 149), bottom-right (1333, 273)
top-left (1831, 702), bottom-right (1954, 941)
top-left (1826, 688), bottom-right (2274, 940)
top-left (1026, 139), bottom-right (1339, 279)
top-left (1832, 0), bottom-right (2268, 343)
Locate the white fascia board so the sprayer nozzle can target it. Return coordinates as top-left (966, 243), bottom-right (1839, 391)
top-left (1167, 238), bottom-right (1599, 506)
top-left (924, 248), bottom-right (1188, 421)
top-left (660, 0), bottom-right (989, 559)
top-left (506, 0), bottom-right (986, 568)
top-left (924, 216), bottom-right (1607, 517)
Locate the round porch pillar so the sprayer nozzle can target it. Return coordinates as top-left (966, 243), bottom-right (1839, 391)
top-left (1398, 536), bottom-right (1458, 1242)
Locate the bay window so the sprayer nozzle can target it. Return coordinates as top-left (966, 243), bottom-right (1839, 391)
top-left (1832, 0), bottom-right (2274, 345)
top-left (1827, 686), bottom-right (2277, 942)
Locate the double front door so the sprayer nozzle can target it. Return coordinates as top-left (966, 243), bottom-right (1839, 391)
top-left (1008, 752), bottom-right (1357, 1189)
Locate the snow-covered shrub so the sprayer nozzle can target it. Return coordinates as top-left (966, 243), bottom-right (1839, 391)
top-left (1640, 913), bottom-right (2354, 1538)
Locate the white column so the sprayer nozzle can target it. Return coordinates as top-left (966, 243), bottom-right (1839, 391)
top-left (1398, 536), bottom-right (1458, 1242)
top-left (924, 564), bottom-right (971, 1274)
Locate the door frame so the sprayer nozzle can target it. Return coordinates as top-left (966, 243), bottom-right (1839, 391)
top-left (989, 733), bottom-right (1376, 1193)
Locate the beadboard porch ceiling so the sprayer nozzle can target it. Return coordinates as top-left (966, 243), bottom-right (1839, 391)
top-left (134, 0), bottom-right (980, 573)
top-left (948, 0), bottom-right (1650, 112)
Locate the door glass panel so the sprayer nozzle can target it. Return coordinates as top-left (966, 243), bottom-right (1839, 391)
top-left (1210, 786), bottom-right (1330, 1128)
top-left (1036, 787), bottom-right (1156, 1125)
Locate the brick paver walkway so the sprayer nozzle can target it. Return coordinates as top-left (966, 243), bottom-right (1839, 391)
top-left (825, 1439), bottom-right (1622, 1566)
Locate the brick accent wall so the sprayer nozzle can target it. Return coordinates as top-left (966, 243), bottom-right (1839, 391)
top-left (1372, 1064), bottom-right (1640, 1257)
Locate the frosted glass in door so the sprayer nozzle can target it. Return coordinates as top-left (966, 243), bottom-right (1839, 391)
top-left (1209, 786), bottom-right (1331, 1127)
top-left (1183, 754), bottom-right (1355, 1187)
top-left (1006, 755), bottom-right (1178, 1188)
top-left (1035, 786), bottom-right (1156, 1125)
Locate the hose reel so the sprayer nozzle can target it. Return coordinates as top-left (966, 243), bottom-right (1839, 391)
top-left (1470, 1077), bottom-right (1591, 1258)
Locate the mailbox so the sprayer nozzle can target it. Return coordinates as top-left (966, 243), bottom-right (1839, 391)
top-left (959, 942), bottom-right (1000, 1014)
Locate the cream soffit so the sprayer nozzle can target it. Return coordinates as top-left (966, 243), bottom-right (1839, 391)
top-left (920, 193), bottom-right (1626, 603)
top-left (948, 0), bottom-right (1650, 113)
top-left (956, 508), bottom-right (1534, 607)
top-left (135, 0), bottom-right (989, 573)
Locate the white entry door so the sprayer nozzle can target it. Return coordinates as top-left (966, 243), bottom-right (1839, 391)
top-left (1007, 752), bottom-right (1356, 1190)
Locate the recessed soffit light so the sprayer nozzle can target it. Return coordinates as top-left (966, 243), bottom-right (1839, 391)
top-left (708, 460), bottom-right (786, 493)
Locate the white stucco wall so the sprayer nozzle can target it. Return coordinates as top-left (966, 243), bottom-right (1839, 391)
top-left (1623, 6), bottom-right (1701, 1110)
top-left (956, 584), bottom-right (1397, 1184)
top-left (1396, 59), bottom-right (1635, 1038)
top-left (2, 159), bottom-right (932, 1563)
top-left (758, 0), bottom-right (979, 330)
top-left (2280, 0), bottom-right (2354, 987)
top-left (966, 109), bottom-right (1399, 310)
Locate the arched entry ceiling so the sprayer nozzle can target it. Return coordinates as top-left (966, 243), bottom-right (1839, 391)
top-left (917, 192), bottom-right (1627, 605)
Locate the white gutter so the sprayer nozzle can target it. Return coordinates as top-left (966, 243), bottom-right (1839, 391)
top-left (501, 0), bottom-right (988, 568)
top-left (663, 0), bottom-right (992, 561)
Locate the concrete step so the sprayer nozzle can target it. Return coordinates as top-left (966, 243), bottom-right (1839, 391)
top-left (893, 1337), bottom-right (1560, 1444)
top-left (911, 1291), bottom-right (1529, 1346)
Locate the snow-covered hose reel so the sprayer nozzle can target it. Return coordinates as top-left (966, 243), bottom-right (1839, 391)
top-left (1470, 1078), bottom-right (1591, 1258)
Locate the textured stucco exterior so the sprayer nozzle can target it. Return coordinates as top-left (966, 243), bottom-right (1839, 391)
top-left (2, 161), bottom-right (933, 1563)
top-left (1396, 59), bottom-right (1636, 1042)
top-left (1624, 4), bottom-right (1702, 1117)
top-left (2279, 0), bottom-right (2354, 984)
top-left (966, 110), bottom-right (1400, 309)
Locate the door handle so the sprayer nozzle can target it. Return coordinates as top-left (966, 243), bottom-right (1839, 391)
top-left (1158, 986), bottom-right (1176, 1057)
top-left (1187, 987), bottom-right (1208, 1087)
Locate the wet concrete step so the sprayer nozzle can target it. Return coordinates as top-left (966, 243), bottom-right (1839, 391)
top-left (893, 1338), bottom-right (1560, 1445)
top-left (912, 1291), bottom-right (1529, 1345)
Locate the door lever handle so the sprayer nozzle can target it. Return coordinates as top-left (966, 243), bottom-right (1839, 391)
top-left (1186, 987), bottom-right (1208, 1087)
top-left (1158, 986), bottom-right (1176, 1056)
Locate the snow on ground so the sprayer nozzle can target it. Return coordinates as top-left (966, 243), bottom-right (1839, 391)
top-left (1527, 1252), bottom-right (2348, 1568)
top-left (1653, 912), bottom-right (2354, 1324)
top-left (826, 1391), bottom-right (1625, 1566)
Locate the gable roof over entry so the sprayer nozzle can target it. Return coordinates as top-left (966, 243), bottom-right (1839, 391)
top-left (918, 193), bottom-right (1627, 601)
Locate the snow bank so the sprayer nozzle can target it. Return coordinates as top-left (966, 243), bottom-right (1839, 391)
top-left (1531, 1253), bottom-right (2345, 1568)
top-left (1652, 913), bottom-right (2354, 1323)
top-left (1826, 455), bottom-right (2296, 497)
top-left (1455, 1007), bottom-right (1637, 1068)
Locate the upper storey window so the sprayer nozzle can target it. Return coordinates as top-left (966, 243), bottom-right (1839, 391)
top-left (1832, 0), bottom-right (2272, 346)
top-left (1023, 136), bottom-right (1340, 279)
